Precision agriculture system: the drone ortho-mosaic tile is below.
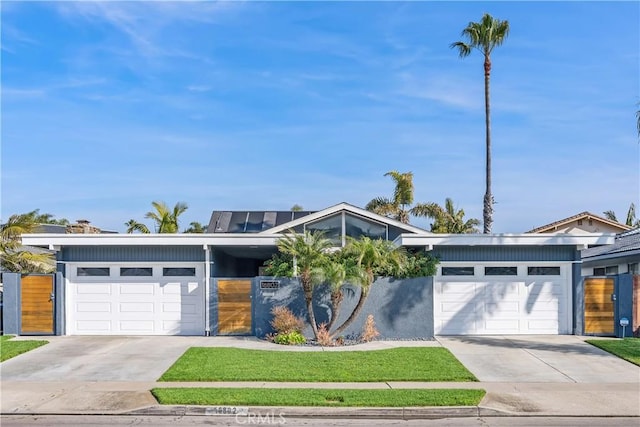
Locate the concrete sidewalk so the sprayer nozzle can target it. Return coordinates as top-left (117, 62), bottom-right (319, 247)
top-left (1, 335), bottom-right (639, 418)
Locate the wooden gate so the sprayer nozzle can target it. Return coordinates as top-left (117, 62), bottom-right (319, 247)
top-left (217, 279), bottom-right (252, 335)
top-left (584, 277), bottom-right (614, 335)
top-left (21, 275), bottom-right (55, 335)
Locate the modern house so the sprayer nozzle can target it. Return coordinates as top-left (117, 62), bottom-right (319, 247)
top-left (5, 203), bottom-right (614, 338)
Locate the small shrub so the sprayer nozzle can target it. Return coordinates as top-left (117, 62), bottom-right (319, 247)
top-left (360, 314), bottom-right (380, 343)
top-left (316, 323), bottom-right (334, 346)
top-left (273, 331), bottom-right (306, 345)
top-left (270, 306), bottom-right (305, 334)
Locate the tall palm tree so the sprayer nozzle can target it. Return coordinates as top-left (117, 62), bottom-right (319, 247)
top-left (1, 212), bottom-right (55, 273)
top-left (125, 201), bottom-right (188, 234)
top-left (451, 13), bottom-right (510, 234)
top-left (365, 170), bottom-right (434, 224)
top-left (413, 198), bottom-right (481, 233)
top-left (276, 230), bottom-right (333, 338)
top-left (331, 237), bottom-right (400, 338)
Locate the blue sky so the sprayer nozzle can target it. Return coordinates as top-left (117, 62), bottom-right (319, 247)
top-left (2, 1), bottom-right (639, 233)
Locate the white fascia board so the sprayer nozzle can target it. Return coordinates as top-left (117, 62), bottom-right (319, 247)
top-left (261, 202), bottom-right (429, 235)
top-left (22, 233), bottom-right (282, 247)
top-left (394, 233), bottom-right (616, 247)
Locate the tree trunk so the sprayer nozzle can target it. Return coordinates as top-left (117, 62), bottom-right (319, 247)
top-left (327, 291), bottom-right (344, 331)
top-left (301, 274), bottom-right (318, 338)
top-left (483, 55), bottom-right (493, 234)
top-left (331, 288), bottom-right (368, 338)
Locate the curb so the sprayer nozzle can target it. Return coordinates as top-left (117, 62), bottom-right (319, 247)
top-left (126, 405), bottom-right (511, 419)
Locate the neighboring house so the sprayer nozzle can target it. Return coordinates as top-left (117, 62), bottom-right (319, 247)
top-left (527, 212), bottom-right (632, 234)
top-left (581, 228), bottom-right (640, 276)
top-left (6, 203), bottom-right (612, 338)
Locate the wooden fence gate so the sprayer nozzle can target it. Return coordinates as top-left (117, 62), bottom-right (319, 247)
top-left (584, 277), bottom-right (615, 335)
top-left (217, 279), bottom-right (252, 335)
top-left (21, 274), bottom-right (55, 335)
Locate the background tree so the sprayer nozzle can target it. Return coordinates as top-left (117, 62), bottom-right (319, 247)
top-left (413, 198), bottom-right (480, 233)
top-left (603, 203), bottom-right (640, 228)
top-left (365, 171), bottom-right (435, 224)
top-left (125, 201), bottom-right (188, 234)
top-left (451, 13), bottom-right (510, 234)
top-left (184, 221), bottom-right (206, 233)
top-left (1, 212), bottom-right (55, 273)
top-left (290, 204), bottom-right (304, 212)
top-left (19, 209), bottom-right (69, 226)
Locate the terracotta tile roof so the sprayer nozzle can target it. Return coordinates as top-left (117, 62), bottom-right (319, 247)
top-left (526, 211), bottom-right (632, 233)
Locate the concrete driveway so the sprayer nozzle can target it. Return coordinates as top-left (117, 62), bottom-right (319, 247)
top-left (1, 335), bottom-right (639, 416)
top-left (436, 335), bottom-right (640, 383)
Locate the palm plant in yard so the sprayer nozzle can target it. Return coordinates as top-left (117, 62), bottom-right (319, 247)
top-left (275, 230), bottom-right (333, 338)
top-left (451, 13), bottom-right (510, 233)
top-left (330, 237), bottom-right (401, 338)
top-left (365, 170), bottom-right (436, 225)
top-left (413, 198), bottom-right (480, 233)
top-left (126, 201), bottom-right (188, 233)
top-left (1, 212), bottom-right (55, 273)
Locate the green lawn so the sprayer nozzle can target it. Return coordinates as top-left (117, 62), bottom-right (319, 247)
top-left (1, 335), bottom-right (48, 362)
top-left (159, 347), bottom-right (477, 382)
top-left (152, 387), bottom-right (485, 407)
top-left (586, 338), bottom-right (640, 366)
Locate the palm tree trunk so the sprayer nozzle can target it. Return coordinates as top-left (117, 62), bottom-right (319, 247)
top-left (300, 272), bottom-right (319, 338)
top-left (327, 292), bottom-right (343, 331)
top-left (483, 55), bottom-right (493, 234)
top-left (331, 288), bottom-right (368, 338)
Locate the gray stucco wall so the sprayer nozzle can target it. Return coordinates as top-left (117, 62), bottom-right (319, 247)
top-left (573, 261), bottom-right (584, 335)
top-left (615, 273), bottom-right (633, 338)
top-left (253, 276), bottom-right (434, 340)
top-left (2, 273), bottom-right (20, 335)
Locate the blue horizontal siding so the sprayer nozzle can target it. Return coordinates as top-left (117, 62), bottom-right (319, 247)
top-left (61, 246), bottom-right (205, 262)
top-left (432, 245), bottom-right (578, 262)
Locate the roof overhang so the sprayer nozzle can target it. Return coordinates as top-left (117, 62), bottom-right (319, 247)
top-left (395, 233), bottom-right (616, 248)
top-left (22, 233), bottom-right (283, 249)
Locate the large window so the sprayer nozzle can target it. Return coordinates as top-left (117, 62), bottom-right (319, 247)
top-left (345, 214), bottom-right (386, 240)
top-left (305, 213), bottom-right (388, 246)
top-left (305, 214), bottom-right (342, 244)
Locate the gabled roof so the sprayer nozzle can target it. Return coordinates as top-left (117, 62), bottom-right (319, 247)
top-left (259, 202), bottom-right (430, 235)
top-left (527, 211), bottom-right (632, 234)
top-left (581, 227), bottom-right (640, 259)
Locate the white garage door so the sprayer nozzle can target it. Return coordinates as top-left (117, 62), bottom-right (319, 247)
top-left (67, 264), bottom-right (205, 335)
top-left (434, 264), bottom-right (570, 335)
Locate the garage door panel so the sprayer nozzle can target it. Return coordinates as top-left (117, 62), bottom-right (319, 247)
top-left (485, 301), bottom-right (520, 313)
top-left (69, 265), bottom-right (204, 335)
top-left (76, 320), bottom-right (111, 332)
top-left (77, 302), bottom-right (111, 312)
top-left (119, 283), bottom-right (155, 294)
